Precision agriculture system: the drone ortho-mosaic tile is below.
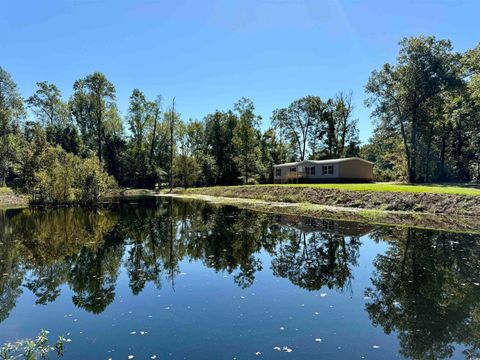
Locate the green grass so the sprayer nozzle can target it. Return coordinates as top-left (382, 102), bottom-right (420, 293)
top-left (0, 187), bottom-right (13, 194)
top-left (257, 183), bottom-right (480, 196)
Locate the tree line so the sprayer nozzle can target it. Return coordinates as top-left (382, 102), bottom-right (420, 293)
top-left (1, 35), bottom-right (479, 194)
top-left (363, 36), bottom-right (480, 183)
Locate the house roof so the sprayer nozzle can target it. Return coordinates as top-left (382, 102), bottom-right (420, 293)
top-left (273, 157), bottom-right (374, 167)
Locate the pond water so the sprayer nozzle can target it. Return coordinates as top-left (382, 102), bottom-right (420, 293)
top-left (0, 197), bottom-right (479, 359)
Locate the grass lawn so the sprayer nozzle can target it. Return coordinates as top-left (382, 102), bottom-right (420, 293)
top-left (258, 183), bottom-right (480, 196)
top-left (0, 187), bottom-right (13, 194)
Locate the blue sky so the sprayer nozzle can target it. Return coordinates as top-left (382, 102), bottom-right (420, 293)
top-left (1, 0), bottom-right (479, 142)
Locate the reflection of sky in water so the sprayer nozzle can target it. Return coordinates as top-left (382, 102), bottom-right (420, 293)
top-left (0, 198), bottom-right (475, 359)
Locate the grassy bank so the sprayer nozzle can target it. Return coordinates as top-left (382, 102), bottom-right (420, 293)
top-left (178, 184), bottom-right (480, 216)
top-left (261, 183), bottom-right (480, 196)
top-left (0, 187), bottom-right (28, 209)
top-left (0, 187), bottom-right (156, 209)
top-left (168, 184), bottom-right (480, 232)
top-left (162, 193), bottom-right (480, 234)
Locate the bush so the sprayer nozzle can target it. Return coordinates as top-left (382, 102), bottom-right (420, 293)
top-left (35, 149), bottom-right (79, 204)
top-left (76, 157), bottom-right (116, 205)
top-left (32, 145), bottom-right (116, 205)
top-left (246, 178), bottom-right (259, 185)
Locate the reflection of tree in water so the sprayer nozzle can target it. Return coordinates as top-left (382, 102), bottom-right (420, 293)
top-left (69, 234), bottom-right (123, 314)
top-left (0, 200), bottom-right (369, 323)
top-left (0, 210), bottom-right (25, 323)
top-left (365, 227), bottom-right (480, 359)
top-left (270, 223), bottom-right (361, 292)
top-left (0, 207), bottom-right (120, 315)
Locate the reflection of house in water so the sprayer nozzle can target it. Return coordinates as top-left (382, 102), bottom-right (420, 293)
top-left (275, 215), bottom-right (375, 237)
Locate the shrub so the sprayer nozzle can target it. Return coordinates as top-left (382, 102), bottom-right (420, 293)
top-left (76, 157), bottom-right (116, 205)
top-left (35, 149), bottom-right (79, 204)
top-left (32, 145), bottom-right (116, 205)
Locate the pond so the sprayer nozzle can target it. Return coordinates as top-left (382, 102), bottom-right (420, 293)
top-left (0, 197), bottom-right (479, 359)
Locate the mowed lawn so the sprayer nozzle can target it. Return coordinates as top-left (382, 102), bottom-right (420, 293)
top-left (259, 183), bottom-right (480, 196)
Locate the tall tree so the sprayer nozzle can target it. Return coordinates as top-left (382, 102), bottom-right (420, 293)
top-left (26, 82), bottom-right (68, 127)
top-left (0, 67), bottom-right (25, 186)
top-left (365, 36), bottom-right (462, 182)
top-left (272, 96), bottom-right (325, 161)
top-left (232, 97), bottom-right (262, 183)
top-left (70, 72), bottom-right (116, 163)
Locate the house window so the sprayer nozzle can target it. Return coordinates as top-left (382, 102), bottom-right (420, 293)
top-left (275, 168), bottom-right (281, 177)
top-left (322, 165), bottom-right (334, 175)
top-left (289, 167), bottom-right (297, 173)
top-left (306, 166), bottom-right (315, 175)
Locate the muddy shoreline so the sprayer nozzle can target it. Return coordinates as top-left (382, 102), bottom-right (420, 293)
top-left (161, 192), bottom-right (480, 234)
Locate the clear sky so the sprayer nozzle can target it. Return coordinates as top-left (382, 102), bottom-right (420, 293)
top-left (1, 0), bottom-right (479, 142)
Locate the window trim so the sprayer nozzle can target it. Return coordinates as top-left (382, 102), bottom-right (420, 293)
top-left (322, 164), bottom-right (334, 175)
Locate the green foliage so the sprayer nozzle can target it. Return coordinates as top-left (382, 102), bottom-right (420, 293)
top-left (173, 155), bottom-right (201, 188)
top-left (0, 329), bottom-right (65, 360)
top-left (35, 148), bottom-right (79, 204)
top-left (2, 37), bottom-right (480, 194)
top-left (76, 157), bottom-right (117, 205)
top-left (272, 93), bottom-right (359, 162)
top-left (365, 35), bottom-right (478, 183)
top-left (26, 81), bottom-right (69, 128)
top-left (0, 67), bottom-right (25, 187)
top-left (31, 146), bottom-right (116, 205)
top-left (70, 72), bottom-right (117, 163)
top-left (232, 98), bottom-right (263, 184)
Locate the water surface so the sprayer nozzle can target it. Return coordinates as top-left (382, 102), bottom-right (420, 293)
top-left (0, 198), bottom-right (479, 359)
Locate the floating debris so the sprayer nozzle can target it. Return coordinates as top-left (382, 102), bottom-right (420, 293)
top-left (315, 338), bottom-right (322, 342)
top-left (150, 356), bottom-right (157, 359)
top-left (130, 331), bottom-right (137, 335)
top-left (373, 345), bottom-right (380, 349)
top-left (255, 351), bottom-right (261, 356)
top-left (282, 346), bottom-right (293, 353)
top-left (280, 327), bottom-right (285, 330)
top-left (320, 293), bottom-right (327, 297)
top-left (273, 347), bottom-right (281, 351)
top-left (128, 356), bottom-right (134, 359)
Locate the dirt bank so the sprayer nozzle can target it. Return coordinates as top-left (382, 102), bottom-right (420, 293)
top-left (179, 185), bottom-right (480, 216)
top-left (0, 188), bottom-right (28, 209)
top-left (163, 186), bottom-right (480, 233)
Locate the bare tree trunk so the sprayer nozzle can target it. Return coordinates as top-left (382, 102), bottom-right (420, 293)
top-left (169, 97), bottom-right (175, 192)
top-left (149, 109), bottom-right (159, 166)
top-left (408, 108), bottom-right (418, 183)
top-left (439, 123), bottom-right (447, 181)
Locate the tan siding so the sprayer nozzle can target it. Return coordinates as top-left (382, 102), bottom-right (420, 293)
top-left (338, 160), bottom-right (373, 180)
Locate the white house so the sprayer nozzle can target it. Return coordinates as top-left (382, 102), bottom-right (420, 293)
top-left (273, 157), bottom-right (374, 184)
